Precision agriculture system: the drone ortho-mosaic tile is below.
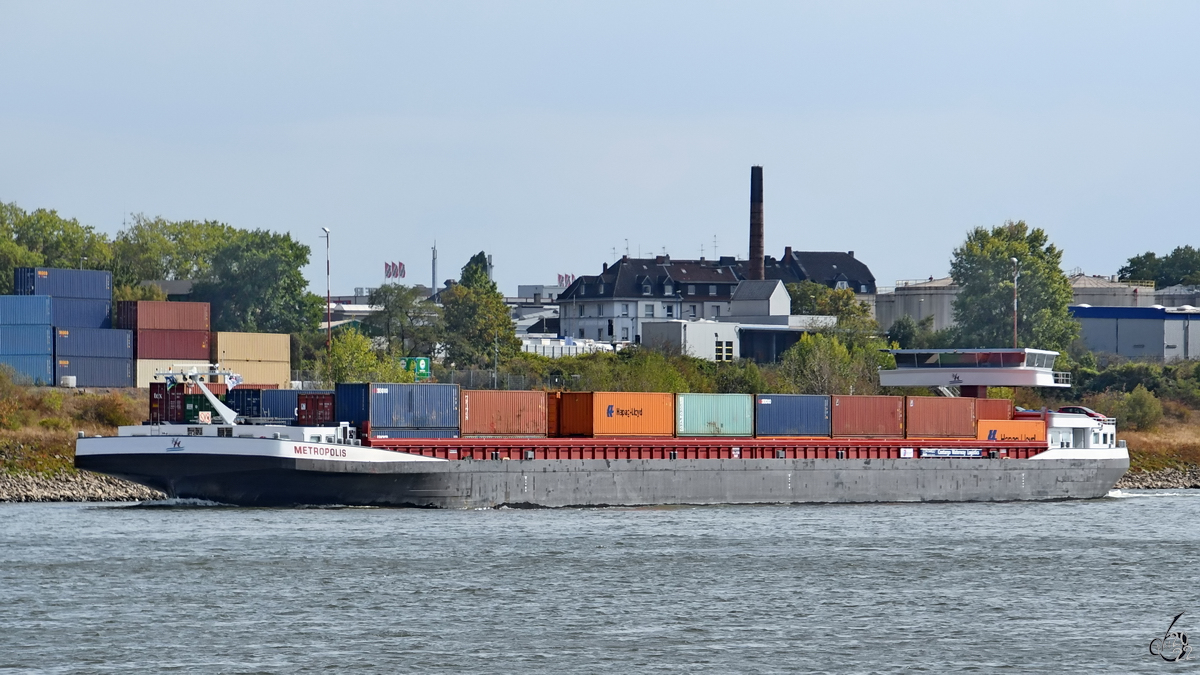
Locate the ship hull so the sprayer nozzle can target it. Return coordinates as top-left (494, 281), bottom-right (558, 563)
top-left (76, 436), bottom-right (1128, 507)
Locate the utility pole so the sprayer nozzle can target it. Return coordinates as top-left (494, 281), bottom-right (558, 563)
top-left (493, 334), bottom-right (500, 389)
top-left (321, 228), bottom-right (332, 381)
top-left (1011, 257), bottom-right (1020, 348)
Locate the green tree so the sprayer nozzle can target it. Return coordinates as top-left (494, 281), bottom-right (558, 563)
top-left (113, 283), bottom-right (168, 302)
top-left (321, 328), bottom-right (415, 385)
top-left (111, 215), bottom-right (236, 287)
top-left (1123, 384), bottom-right (1163, 431)
top-left (6, 204), bottom-right (112, 272)
top-left (1118, 246), bottom-right (1200, 288)
top-left (363, 284), bottom-right (442, 357)
top-left (950, 220), bottom-right (1078, 352)
top-left (190, 229), bottom-right (322, 334)
top-left (439, 252), bottom-right (518, 368)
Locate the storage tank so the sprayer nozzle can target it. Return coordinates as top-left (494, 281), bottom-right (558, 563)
top-left (754, 394), bottom-right (831, 437)
top-left (675, 393), bottom-right (753, 436)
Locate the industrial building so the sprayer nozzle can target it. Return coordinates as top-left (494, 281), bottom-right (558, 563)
top-left (1071, 305), bottom-right (1200, 361)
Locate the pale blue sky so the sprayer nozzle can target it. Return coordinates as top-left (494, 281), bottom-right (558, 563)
top-left (2, 1), bottom-right (1197, 295)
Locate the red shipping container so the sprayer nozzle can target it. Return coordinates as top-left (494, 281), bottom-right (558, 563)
top-left (975, 398), bottom-right (1014, 421)
top-left (149, 381), bottom-right (228, 423)
top-left (117, 301), bottom-right (210, 331)
top-left (547, 392), bottom-right (562, 437)
top-left (831, 395), bottom-right (905, 438)
top-left (460, 390), bottom-right (548, 436)
top-left (297, 393), bottom-right (334, 426)
top-left (904, 396), bottom-right (977, 438)
top-left (135, 330), bottom-right (210, 359)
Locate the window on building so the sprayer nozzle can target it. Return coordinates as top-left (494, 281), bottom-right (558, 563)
top-left (712, 305), bottom-right (721, 317)
top-left (578, 305), bottom-right (585, 317)
top-left (689, 304), bottom-right (697, 318)
top-left (664, 284), bottom-right (673, 296)
top-left (645, 305), bottom-right (654, 317)
top-left (642, 284), bottom-right (652, 295)
top-left (621, 303), bottom-right (629, 317)
top-left (578, 328), bottom-right (585, 338)
top-left (688, 284), bottom-right (696, 295)
top-left (598, 283), bottom-right (605, 294)
top-left (860, 285), bottom-right (868, 293)
top-left (621, 327), bottom-right (629, 340)
top-left (666, 305), bottom-right (674, 318)
top-left (598, 305), bottom-right (604, 317)
top-left (835, 280), bottom-right (849, 290)
top-left (709, 285), bottom-right (717, 295)
top-left (597, 328), bottom-right (603, 340)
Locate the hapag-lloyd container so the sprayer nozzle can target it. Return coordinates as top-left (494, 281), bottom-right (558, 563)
top-left (210, 331), bottom-right (290, 362)
top-left (135, 330), bottom-right (209, 359)
top-left (675, 393), bottom-right (753, 436)
top-left (0, 325), bottom-right (53, 356)
top-left (976, 419), bottom-right (1046, 442)
top-left (460, 390), bottom-right (548, 436)
top-left (14, 267), bottom-right (112, 300)
top-left (297, 393), bottom-right (335, 426)
top-left (975, 398), bottom-right (1014, 421)
top-left (0, 355), bottom-right (54, 385)
top-left (0, 295), bottom-right (52, 324)
top-left (55, 357), bottom-right (133, 388)
top-left (116, 301), bottom-right (210, 331)
top-left (905, 396), bottom-right (977, 438)
top-left (52, 298), bottom-right (112, 328)
top-left (831, 395), bottom-right (905, 438)
top-left (558, 392), bottom-right (674, 437)
top-left (754, 394), bottom-right (831, 437)
top-left (335, 383), bottom-right (460, 430)
top-left (54, 328), bottom-right (133, 359)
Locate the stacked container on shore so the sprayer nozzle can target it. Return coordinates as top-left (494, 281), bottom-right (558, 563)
top-left (15, 268), bottom-right (113, 329)
top-left (54, 327), bottom-right (135, 387)
top-left (117, 300), bottom-right (212, 386)
top-left (211, 332), bottom-right (291, 389)
top-left (335, 383), bottom-right (461, 438)
top-left (0, 297), bottom-right (54, 384)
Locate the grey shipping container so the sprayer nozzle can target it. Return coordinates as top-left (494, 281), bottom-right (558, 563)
top-left (52, 298), bottom-right (112, 329)
top-left (755, 394), bottom-right (832, 437)
top-left (53, 328), bottom-right (133, 359)
top-left (369, 428), bottom-right (461, 439)
top-left (259, 389), bottom-right (334, 420)
top-left (0, 355), bottom-right (54, 385)
top-left (0, 295), bottom-right (52, 325)
top-left (55, 357), bottom-right (134, 388)
top-left (0, 325), bottom-right (54, 356)
top-left (14, 267), bottom-right (112, 300)
top-left (335, 382), bottom-right (460, 429)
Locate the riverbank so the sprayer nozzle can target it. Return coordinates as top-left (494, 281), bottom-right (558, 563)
top-left (0, 471), bottom-right (163, 502)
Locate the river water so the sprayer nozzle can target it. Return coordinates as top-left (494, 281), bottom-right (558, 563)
top-left (2, 492), bottom-right (1198, 674)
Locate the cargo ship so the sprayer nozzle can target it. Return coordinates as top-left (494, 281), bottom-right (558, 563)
top-left (74, 349), bottom-right (1129, 507)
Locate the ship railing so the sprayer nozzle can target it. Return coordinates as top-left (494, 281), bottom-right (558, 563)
top-left (1052, 371), bottom-right (1072, 385)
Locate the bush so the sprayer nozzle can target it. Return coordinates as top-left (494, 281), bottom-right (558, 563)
top-left (38, 417), bottom-right (71, 431)
top-left (1123, 384), bottom-right (1163, 431)
top-left (74, 393), bottom-right (140, 428)
top-left (39, 389), bottom-right (64, 413)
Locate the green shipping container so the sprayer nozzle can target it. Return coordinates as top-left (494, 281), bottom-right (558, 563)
top-left (183, 393), bottom-right (224, 423)
top-left (675, 393), bottom-right (754, 437)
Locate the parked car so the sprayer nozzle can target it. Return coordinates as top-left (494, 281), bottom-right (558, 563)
top-left (1056, 405), bottom-right (1108, 420)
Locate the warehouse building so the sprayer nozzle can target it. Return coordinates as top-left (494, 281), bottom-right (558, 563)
top-left (1071, 305), bottom-right (1200, 362)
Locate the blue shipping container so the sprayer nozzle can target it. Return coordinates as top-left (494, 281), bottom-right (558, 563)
top-left (0, 355), bottom-right (55, 385)
top-left (0, 295), bottom-right (53, 325)
top-left (369, 428), bottom-right (461, 439)
top-left (52, 298), bottom-right (112, 329)
top-left (335, 382), bottom-right (460, 429)
top-left (754, 394), bottom-right (832, 437)
top-left (55, 357), bottom-right (133, 388)
top-left (0, 325), bottom-right (54, 356)
top-left (225, 388), bottom-right (263, 417)
top-left (14, 267), bottom-right (113, 300)
top-left (260, 389), bottom-right (334, 420)
top-left (53, 327), bottom-right (133, 358)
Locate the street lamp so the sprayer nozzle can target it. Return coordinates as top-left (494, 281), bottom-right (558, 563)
top-left (1011, 257), bottom-right (1020, 348)
top-left (320, 228), bottom-right (331, 378)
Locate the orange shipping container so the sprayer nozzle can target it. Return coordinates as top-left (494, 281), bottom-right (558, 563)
top-left (977, 419), bottom-right (1046, 442)
top-left (461, 390), bottom-right (548, 436)
top-left (831, 395), bottom-right (905, 438)
top-left (905, 396), bottom-right (977, 438)
top-left (547, 392), bottom-right (562, 437)
top-left (975, 398), bottom-right (1014, 421)
top-left (558, 392), bottom-right (675, 437)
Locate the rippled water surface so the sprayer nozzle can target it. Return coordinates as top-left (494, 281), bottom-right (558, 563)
top-left (3, 491), bottom-right (1199, 673)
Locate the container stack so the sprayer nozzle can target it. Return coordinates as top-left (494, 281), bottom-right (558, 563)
top-left (460, 390), bottom-right (548, 438)
top-left (149, 381), bottom-right (229, 423)
top-left (335, 383), bottom-right (461, 439)
top-left (117, 300), bottom-right (213, 387)
top-left (556, 392), bottom-right (675, 437)
top-left (3, 268), bottom-right (133, 387)
top-left (211, 332), bottom-right (291, 389)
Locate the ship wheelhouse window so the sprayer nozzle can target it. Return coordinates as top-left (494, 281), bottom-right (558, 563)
top-left (188, 427), bottom-right (203, 436)
top-left (218, 427), bottom-right (232, 438)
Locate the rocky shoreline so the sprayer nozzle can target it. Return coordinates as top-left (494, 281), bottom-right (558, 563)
top-left (0, 471), bottom-right (165, 503)
top-left (1113, 467), bottom-right (1200, 490)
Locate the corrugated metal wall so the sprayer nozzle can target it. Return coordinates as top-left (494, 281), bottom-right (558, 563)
top-left (754, 394), bottom-right (831, 437)
top-left (675, 393), bottom-right (753, 436)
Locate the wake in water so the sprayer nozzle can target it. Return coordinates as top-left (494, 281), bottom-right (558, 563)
top-left (125, 498), bottom-right (233, 508)
top-left (1107, 489), bottom-right (1200, 499)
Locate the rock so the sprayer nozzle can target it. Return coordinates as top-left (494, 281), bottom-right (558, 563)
top-left (1114, 466), bottom-right (1200, 490)
top-left (0, 471), bottom-right (165, 502)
